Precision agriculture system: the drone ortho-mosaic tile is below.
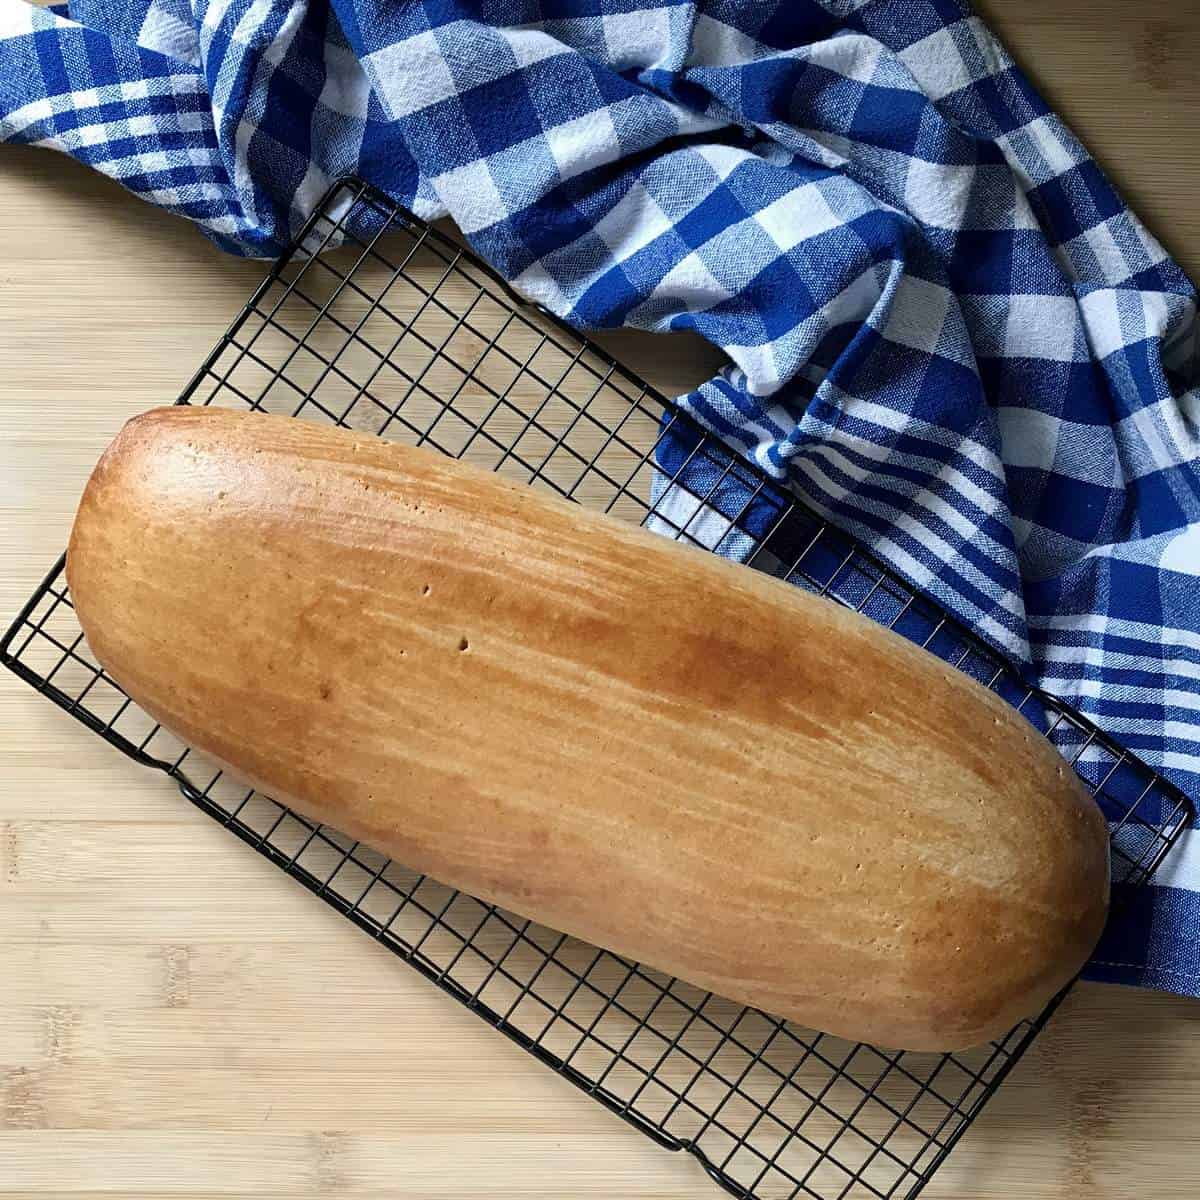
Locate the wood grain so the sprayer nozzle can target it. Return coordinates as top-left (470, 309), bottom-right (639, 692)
top-left (3, 3), bottom-right (1200, 1195)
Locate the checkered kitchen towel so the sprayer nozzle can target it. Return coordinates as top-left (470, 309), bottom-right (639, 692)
top-left (2, 0), bottom-right (1199, 994)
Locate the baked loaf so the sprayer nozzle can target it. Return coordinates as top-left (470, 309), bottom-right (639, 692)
top-left (67, 406), bottom-right (1110, 1050)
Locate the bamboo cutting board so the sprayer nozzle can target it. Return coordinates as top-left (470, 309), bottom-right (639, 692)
top-left (3, 2), bottom-right (1200, 1195)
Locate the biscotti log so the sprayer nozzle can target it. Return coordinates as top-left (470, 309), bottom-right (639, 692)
top-left (66, 406), bottom-right (1110, 1050)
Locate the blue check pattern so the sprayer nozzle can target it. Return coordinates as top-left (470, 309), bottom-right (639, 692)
top-left (3, 0), bottom-right (1199, 996)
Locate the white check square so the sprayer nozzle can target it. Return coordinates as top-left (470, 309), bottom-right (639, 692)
top-left (755, 183), bottom-right (842, 252)
top-left (368, 30), bottom-right (458, 120)
top-left (594, 181), bottom-right (673, 262)
top-left (651, 250), bottom-right (732, 312)
top-left (601, 8), bottom-right (671, 71)
top-left (501, 27), bottom-right (570, 69)
top-left (883, 276), bottom-right (952, 355)
top-left (905, 159), bottom-right (976, 230)
top-left (897, 26), bottom-right (969, 101)
top-left (544, 107), bottom-right (620, 182)
top-left (1078, 289), bottom-right (1125, 360)
top-left (431, 159), bottom-right (507, 233)
top-left (1004, 294), bottom-right (1081, 362)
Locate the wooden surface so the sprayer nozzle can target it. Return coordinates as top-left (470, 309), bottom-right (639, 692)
top-left (3, 3), bottom-right (1200, 1195)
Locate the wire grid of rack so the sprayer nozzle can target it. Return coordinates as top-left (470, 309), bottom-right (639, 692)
top-left (3, 177), bottom-right (1193, 1200)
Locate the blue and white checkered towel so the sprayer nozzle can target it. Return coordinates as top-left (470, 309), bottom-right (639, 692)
top-left (3, 0), bottom-right (1199, 996)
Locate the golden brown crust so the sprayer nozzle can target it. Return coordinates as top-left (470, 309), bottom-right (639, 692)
top-left (66, 407), bottom-right (1110, 1050)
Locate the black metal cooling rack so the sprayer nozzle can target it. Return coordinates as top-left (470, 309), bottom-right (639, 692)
top-left (3, 177), bottom-right (1194, 1200)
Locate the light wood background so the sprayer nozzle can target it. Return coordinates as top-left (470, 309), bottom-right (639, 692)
top-left (3, 2), bottom-right (1199, 1196)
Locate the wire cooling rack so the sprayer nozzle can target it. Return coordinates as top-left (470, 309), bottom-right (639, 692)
top-left (4, 177), bottom-right (1194, 1200)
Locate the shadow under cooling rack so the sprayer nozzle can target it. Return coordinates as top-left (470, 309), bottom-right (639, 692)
top-left (2, 177), bottom-right (1193, 1200)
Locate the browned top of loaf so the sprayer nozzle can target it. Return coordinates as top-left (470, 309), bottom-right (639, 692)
top-left (67, 407), bottom-right (1110, 1050)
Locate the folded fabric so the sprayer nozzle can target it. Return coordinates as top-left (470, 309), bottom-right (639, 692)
top-left (2, 0), bottom-right (1198, 995)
